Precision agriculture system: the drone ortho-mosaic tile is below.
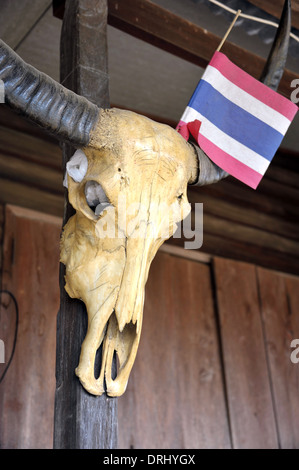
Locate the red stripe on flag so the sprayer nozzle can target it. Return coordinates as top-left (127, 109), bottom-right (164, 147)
top-left (187, 119), bottom-right (202, 141)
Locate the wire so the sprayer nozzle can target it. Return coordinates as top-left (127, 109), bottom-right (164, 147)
top-left (0, 290), bottom-right (19, 384)
top-left (207, 0), bottom-right (299, 42)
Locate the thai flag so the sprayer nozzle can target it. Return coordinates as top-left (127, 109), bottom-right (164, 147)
top-left (177, 52), bottom-right (298, 189)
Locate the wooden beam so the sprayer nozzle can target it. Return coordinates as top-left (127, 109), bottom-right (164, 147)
top-left (53, 0), bottom-right (299, 98)
top-left (53, 0), bottom-right (117, 449)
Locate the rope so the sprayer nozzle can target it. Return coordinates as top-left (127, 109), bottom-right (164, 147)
top-left (207, 0), bottom-right (299, 42)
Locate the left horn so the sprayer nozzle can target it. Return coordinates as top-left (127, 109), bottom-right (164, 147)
top-left (0, 39), bottom-right (100, 147)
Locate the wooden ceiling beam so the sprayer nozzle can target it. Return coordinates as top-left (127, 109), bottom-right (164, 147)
top-left (53, 0), bottom-right (299, 98)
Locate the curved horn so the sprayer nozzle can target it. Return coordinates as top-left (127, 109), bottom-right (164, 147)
top-left (260, 0), bottom-right (291, 90)
top-left (191, 0), bottom-right (292, 186)
top-left (0, 39), bottom-right (100, 146)
top-left (188, 142), bottom-right (229, 186)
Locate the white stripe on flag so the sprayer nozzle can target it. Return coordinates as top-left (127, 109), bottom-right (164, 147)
top-left (201, 65), bottom-right (291, 135)
top-left (181, 107), bottom-right (270, 174)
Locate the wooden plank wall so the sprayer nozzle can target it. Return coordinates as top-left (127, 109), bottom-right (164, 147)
top-left (1, 106), bottom-right (299, 276)
top-left (0, 205), bottom-right (61, 449)
top-left (257, 268), bottom-right (299, 448)
top-left (185, 150), bottom-right (299, 276)
top-left (118, 253), bottom-right (299, 449)
top-left (0, 107), bottom-right (64, 218)
top-left (213, 258), bottom-right (278, 448)
top-left (0, 206), bottom-right (298, 448)
top-left (118, 252), bottom-right (231, 449)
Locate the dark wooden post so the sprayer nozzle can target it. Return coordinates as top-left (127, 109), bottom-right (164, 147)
top-left (53, 0), bottom-right (118, 449)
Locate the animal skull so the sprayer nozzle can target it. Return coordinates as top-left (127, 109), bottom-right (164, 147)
top-left (60, 108), bottom-right (198, 396)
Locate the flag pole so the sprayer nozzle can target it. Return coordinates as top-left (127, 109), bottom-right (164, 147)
top-left (217, 9), bottom-right (242, 52)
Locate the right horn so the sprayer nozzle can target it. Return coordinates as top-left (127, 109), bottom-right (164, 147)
top-left (0, 39), bottom-right (100, 147)
top-left (192, 0), bottom-right (292, 186)
top-left (260, 0), bottom-right (291, 90)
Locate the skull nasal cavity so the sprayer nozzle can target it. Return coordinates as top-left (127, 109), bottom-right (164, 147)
top-left (85, 181), bottom-right (111, 216)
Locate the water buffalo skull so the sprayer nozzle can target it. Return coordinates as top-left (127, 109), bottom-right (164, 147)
top-left (0, 0), bottom-right (290, 396)
top-left (60, 108), bottom-right (200, 396)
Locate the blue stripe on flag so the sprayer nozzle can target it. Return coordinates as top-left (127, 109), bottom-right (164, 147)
top-left (189, 80), bottom-right (284, 161)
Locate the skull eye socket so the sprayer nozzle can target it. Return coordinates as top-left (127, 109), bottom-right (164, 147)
top-left (85, 180), bottom-right (111, 216)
